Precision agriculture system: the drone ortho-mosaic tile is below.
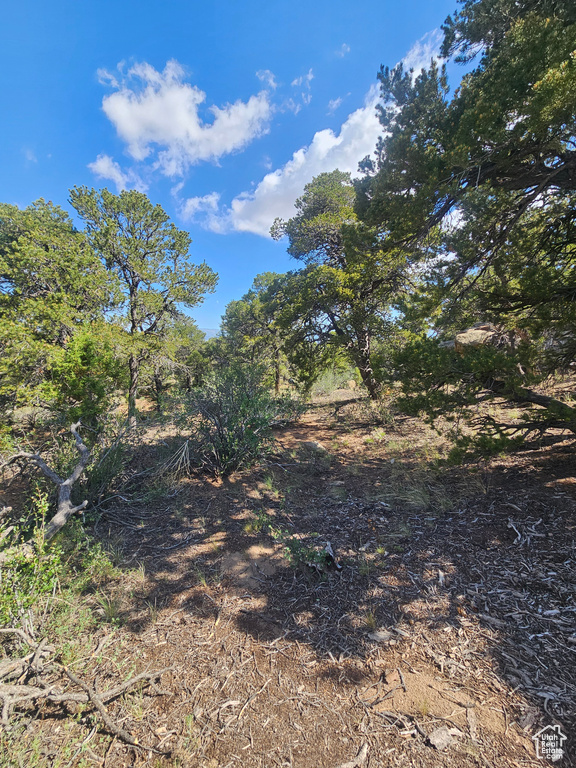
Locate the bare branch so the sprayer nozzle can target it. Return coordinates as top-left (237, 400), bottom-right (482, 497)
top-left (0, 636), bottom-right (172, 755)
top-left (0, 423), bottom-right (93, 563)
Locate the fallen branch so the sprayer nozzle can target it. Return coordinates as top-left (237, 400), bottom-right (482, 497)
top-left (63, 668), bottom-right (149, 751)
top-left (0, 422), bottom-right (91, 563)
top-left (0, 632), bottom-right (172, 752)
top-left (335, 743), bottom-right (369, 768)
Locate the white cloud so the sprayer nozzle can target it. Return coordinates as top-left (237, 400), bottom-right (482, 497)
top-left (98, 59), bottom-right (272, 176)
top-left (291, 69), bottom-right (314, 88)
top-left (23, 148), bottom-right (37, 164)
top-left (282, 98), bottom-right (302, 115)
top-left (180, 191), bottom-right (221, 223)
top-left (199, 85), bottom-right (381, 237)
top-left (88, 153), bottom-right (145, 191)
top-left (96, 67), bottom-right (119, 88)
top-left (401, 29), bottom-right (443, 76)
top-left (286, 68), bottom-right (314, 111)
top-left (256, 69), bottom-right (277, 89)
top-left (327, 97), bottom-right (344, 114)
top-left (336, 43), bottom-right (351, 58)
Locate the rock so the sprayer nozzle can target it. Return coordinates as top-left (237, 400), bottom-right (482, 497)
top-left (367, 630), bottom-right (393, 644)
top-left (303, 440), bottom-right (327, 452)
top-left (454, 325), bottom-right (498, 354)
top-left (428, 726), bottom-right (463, 751)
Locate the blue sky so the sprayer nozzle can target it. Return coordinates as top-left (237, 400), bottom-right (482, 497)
top-left (1, 0), bottom-right (457, 329)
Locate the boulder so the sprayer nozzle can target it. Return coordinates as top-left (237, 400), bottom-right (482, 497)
top-left (454, 323), bottom-right (498, 354)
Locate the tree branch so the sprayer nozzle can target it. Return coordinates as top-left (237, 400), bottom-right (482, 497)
top-left (0, 423), bottom-right (92, 562)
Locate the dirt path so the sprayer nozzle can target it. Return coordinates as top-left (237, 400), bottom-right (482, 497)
top-left (11, 397), bottom-right (576, 766)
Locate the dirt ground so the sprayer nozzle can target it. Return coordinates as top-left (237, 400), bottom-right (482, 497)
top-left (2, 390), bottom-right (576, 767)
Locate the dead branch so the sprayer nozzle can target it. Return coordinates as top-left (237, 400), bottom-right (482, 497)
top-left (65, 667), bottom-right (136, 745)
top-left (488, 382), bottom-right (576, 433)
top-left (0, 422), bottom-right (92, 563)
top-left (335, 743), bottom-right (369, 768)
top-left (0, 632), bottom-right (172, 753)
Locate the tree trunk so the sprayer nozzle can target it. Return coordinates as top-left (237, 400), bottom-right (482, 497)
top-left (350, 331), bottom-right (380, 400)
top-left (357, 361), bottom-right (380, 400)
top-left (274, 348), bottom-right (281, 396)
top-left (153, 367), bottom-right (165, 412)
top-left (128, 353), bottom-right (140, 425)
top-left (489, 379), bottom-right (576, 432)
top-left (0, 423), bottom-right (90, 564)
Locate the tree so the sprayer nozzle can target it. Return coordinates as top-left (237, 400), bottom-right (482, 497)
top-left (0, 200), bottom-right (118, 424)
top-left (358, 0), bottom-right (576, 243)
top-left (143, 315), bottom-right (208, 408)
top-left (221, 273), bottom-right (289, 394)
top-left (354, 0), bottom-right (576, 437)
top-left (69, 188), bottom-right (218, 422)
top-left (272, 171), bottom-right (403, 398)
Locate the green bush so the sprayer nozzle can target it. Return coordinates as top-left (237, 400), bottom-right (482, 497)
top-left (188, 365), bottom-right (303, 476)
top-left (0, 494), bottom-right (120, 628)
top-left (0, 491), bottom-right (62, 627)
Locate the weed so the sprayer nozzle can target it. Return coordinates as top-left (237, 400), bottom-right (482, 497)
top-left (269, 525), bottom-right (327, 568)
top-left (358, 556), bottom-right (372, 576)
top-left (355, 398), bottom-right (396, 426)
top-left (364, 427), bottom-right (387, 445)
top-left (385, 437), bottom-right (412, 456)
top-left (155, 439), bottom-right (192, 482)
top-left (261, 473), bottom-right (282, 498)
top-left (194, 567), bottom-right (208, 587)
top-left (95, 591), bottom-right (123, 626)
top-left (145, 597), bottom-right (159, 623)
top-left (417, 699), bottom-right (430, 717)
top-left (177, 712), bottom-right (201, 756)
top-left (133, 561), bottom-right (147, 584)
top-left (142, 483), bottom-right (171, 502)
top-left (364, 610), bottom-right (378, 631)
top-left (188, 365), bottom-right (304, 477)
top-left (243, 510), bottom-right (273, 534)
top-left (0, 492), bottom-right (63, 627)
top-left (123, 687), bottom-right (146, 721)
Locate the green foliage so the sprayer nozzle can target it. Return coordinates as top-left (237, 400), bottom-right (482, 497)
top-left (352, 0), bottom-right (576, 444)
top-left (271, 170), bottom-right (356, 267)
top-left (310, 359), bottom-right (359, 397)
top-left (269, 524), bottom-right (328, 569)
top-left (0, 200), bottom-right (117, 421)
top-left (394, 335), bottom-right (531, 411)
top-left (46, 324), bottom-right (124, 427)
top-left (0, 498), bottom-right (121, 629)
top-left (272, 171), bottom-right (405, 398)
top-left (81, 436), bottom-right (126, 507)
top-left (188, 365), bottom-right (303, 476)
top-left (0, 492), bottom-right (62, 627)
top-left (69, 187), bottom-right (218, 420)
top-left (247, 511), bottom-right (328, 569)
top-left (243, 509), bottom-right (274, 534)
top-left (388, 333), bottom-right (576, 458)
top-left (221, 273), bottom-right (287, 393)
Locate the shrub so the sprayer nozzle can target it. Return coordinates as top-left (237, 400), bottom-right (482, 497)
top-left (188, 365), bottom-right (303, 476)
top-left (0, 491), bottom-right (63, 627)
top-left (0, 496), bottom-right (120, 628)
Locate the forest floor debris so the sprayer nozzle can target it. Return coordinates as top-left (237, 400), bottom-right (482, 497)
top-left (1, 389), bottom-right (575, 766)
